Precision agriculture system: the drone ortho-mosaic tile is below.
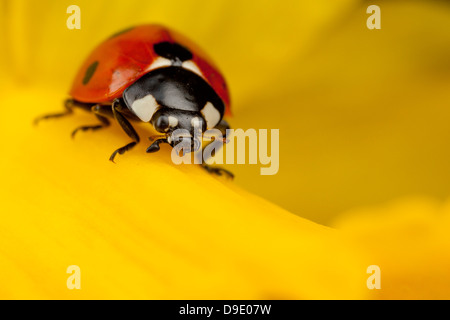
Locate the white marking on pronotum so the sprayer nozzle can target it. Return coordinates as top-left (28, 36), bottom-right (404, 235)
top-left (130, 94), bottom-right (159, 122)
top-left (147, 57), bottom-right (172, 71)
top-left (182, 60), bottom-right (203, 77)
top-left (168, 116), bottom-right (178, 127)
top-left (201, 102), bottom-right (220, 129)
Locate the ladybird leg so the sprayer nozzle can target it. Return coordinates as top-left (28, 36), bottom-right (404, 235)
top-left (201, 119), bottom-right (234, 179)
top-left (109, 99), bottom-right (140, 163)
top-left (71, 105), bottom-right (111, 138)
top-left (201, 164), bottom-right (234, 179)
top-left (34, 99), bottom-right (75, 125)
top-left (91, 104), bottom-right (114, 118)
top-left (146, 138), bottom-right (169, 153)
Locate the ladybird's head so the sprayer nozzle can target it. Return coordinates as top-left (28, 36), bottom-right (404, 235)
top-left (150, 108), bottom-right (206, 152)
top-left (123, 66), bottom-right (225, 153)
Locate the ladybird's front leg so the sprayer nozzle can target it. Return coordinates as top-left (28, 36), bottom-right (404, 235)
top-left (201, 163), bottom-right (234, 179)
top-left (108, 99), bottom-right (141, 163)
top-left (201, 119), bottom-right (234, 179)
top-left (146, 137), bottom-right (169, 153)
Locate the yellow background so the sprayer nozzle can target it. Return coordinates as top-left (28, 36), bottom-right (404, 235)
top-left (1, 0), bottom-right (450, 299)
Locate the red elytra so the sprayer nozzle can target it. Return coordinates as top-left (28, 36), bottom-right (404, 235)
top-left (70, 24), bottom-right (231, 116)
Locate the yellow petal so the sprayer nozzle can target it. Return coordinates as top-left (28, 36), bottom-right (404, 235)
top-left (6, 0), bottom-right (450, 300)
top-left (227, 1), bottom-right (450, 223)
top-left (0, 84), bottom-right (367, 299)
top-left (333, 197), bottom-right (450, 299)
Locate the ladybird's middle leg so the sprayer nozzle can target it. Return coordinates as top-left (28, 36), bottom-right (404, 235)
top-left (108, 99), bottom-right (141, 162)
top-left (71, 105), bottom-right (111, 138)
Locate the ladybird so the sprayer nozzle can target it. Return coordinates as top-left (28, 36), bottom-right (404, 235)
top-left (36, 24), bottom-right (232, 177)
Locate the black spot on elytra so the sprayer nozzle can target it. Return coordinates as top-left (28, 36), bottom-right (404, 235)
top-left (82, 61), bottom-right (99, 85)
top-left (109, 26), bottom-right (135, 39)
top-left (153, 42), bottom-right (193, 65)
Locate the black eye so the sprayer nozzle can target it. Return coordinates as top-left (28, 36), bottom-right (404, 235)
top-left (155, 116), bottom-right (170, 132)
